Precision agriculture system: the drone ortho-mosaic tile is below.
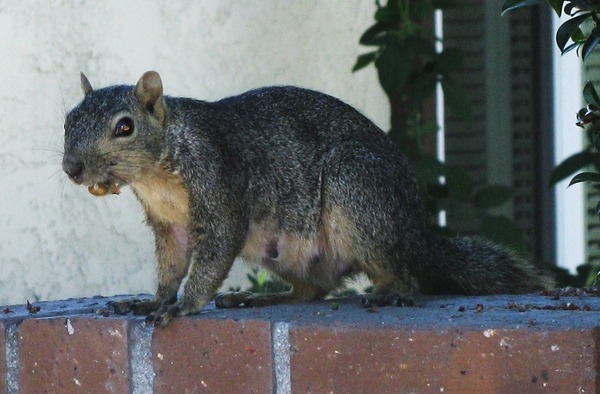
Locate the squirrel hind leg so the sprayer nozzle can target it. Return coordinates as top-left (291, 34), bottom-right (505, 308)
top-left (319, 140), bottom-right (428, 286)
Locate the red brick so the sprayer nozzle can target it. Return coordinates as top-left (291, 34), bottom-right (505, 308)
top-left (290, 325), bottom-right (598, 393)
top-left (19, 317), bottom-right (130, 393)
top-left (152, 318), bottom-right (273, 393)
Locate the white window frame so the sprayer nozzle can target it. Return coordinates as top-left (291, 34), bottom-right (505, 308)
top-left (552, 15), bottom-right (585, 273)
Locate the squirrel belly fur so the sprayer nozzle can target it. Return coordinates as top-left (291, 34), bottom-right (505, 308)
top-left (62, 71), bottom-right (553, 326)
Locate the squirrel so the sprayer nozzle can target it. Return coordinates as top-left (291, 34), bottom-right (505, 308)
top-left (62, 71), bottom-right (553, 326)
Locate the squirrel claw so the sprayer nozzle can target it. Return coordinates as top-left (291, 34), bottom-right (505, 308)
top-left (145, 307), bottom-right (173, 327)
top-left (146, 308), bottom-right (173, 327)
top-left (148, 302), bottom-right (200, 327)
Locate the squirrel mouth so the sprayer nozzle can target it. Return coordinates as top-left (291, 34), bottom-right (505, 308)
top-left (87, 182), bottom-right (122, 197)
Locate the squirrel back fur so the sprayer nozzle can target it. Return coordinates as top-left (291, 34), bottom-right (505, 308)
top-left (63, 71), bottom-right (553, 325)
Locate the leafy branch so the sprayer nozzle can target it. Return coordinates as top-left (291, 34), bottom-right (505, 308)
top-left (504, 0), bottom-right (600, 215)
top-left (354, 0), bottom-right (526, 252)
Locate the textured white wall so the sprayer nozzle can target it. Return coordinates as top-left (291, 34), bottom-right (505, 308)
top-left (0, 0), bottom-right (389, 304)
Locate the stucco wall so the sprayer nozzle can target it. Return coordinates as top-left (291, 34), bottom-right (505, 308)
top-left (0, 0), bottom-right (388, 305)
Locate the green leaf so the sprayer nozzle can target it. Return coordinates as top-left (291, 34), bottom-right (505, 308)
top-left (501, 0), bottom-right (544, 15)
top-left (441, 79), bottom-right (474, 122)
top-left (375, 45), bottom-right (415, 96)
top-left (247, 269), bottom-right (259, 286)
top-left (562, 41), bottom-right (580, 54)
top-left (550, 151), bottom-right (594, 185)
top-left (571, 27), bottom-right (587, 43)
top-left (556, 13), bottom-right (592, 53)
top-left (481, 215), bottom-right (526, 254)
top-left (568, 171), bottom-right (600, 186)
top-left (565, 0), bottom-right (593, 14)
top-left (548, 0), bottom-right (565, 16)
top-left (472, 185), bottom-right (514, 209)
top-left (583, 81), bottom-right (600, 106)
top-left (375, 0), bottom-right (401, 23)
top-left (359, 22), bottom-right (389, 46)
top-left (352, 51), bottom-right (378, 72)
top-left (582, 27), bottom-right (600, 61)
top-left (257, 270), bottom-right (269, 287)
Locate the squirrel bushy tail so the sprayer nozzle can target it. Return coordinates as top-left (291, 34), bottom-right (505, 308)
top-left (412, 235), bottom-right (553, 295)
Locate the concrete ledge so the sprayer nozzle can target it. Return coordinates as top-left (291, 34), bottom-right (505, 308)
top-left (1, 293), bottom-right (599, 393)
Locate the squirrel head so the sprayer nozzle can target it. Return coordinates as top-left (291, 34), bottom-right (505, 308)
top-left (63, 71), bottom-right (168, 196)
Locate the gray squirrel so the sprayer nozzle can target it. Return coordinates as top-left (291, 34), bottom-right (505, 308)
top-left (62, 71), bottom-right (553, 326)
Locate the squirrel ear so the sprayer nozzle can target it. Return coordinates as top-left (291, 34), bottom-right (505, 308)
top-left (80, 72), bottom-right (93, 96)
top-left (135, 71), bottom-right (166, 125)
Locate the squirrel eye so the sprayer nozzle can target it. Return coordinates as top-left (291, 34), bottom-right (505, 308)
top-left (114, 117), bottom-right (134, 138)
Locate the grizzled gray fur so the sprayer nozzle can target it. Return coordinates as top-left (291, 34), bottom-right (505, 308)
top-left (62, 71), bottom-right (553, 326)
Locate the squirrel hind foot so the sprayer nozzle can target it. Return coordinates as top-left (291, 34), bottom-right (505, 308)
top-left (360, 292), bottom-right (415, 308)
top-left (214, 291), bottom-right (255, 308)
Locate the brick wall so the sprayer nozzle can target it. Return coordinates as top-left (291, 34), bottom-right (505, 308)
top-left (1, 293), bottom-right (598, 393)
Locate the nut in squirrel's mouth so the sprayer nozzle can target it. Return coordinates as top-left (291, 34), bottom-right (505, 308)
top-left (87, 182), bottom-right (122, 197)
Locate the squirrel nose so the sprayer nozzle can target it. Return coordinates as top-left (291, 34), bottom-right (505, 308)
top-left (62, 154), bottom-right (85, 184)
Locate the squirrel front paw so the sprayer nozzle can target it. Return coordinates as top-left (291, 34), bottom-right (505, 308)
top-left (147, 301), bottom-right (202, 327)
